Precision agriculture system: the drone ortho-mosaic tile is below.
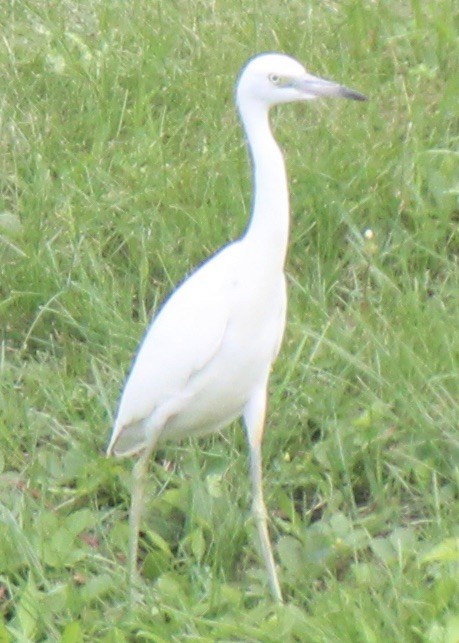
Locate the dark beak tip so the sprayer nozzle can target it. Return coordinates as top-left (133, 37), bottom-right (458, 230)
top-left (341, 87), bottom-right (368, 102)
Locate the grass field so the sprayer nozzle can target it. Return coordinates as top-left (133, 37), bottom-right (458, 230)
top-left (1, 0), bottom-right (458, 640)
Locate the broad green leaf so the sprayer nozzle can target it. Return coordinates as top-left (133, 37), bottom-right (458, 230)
top-left (60, 621), bottom-right (82, 643)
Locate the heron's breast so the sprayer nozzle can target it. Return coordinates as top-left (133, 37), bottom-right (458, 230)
top-left (159, 277), bottom-right (286, 442)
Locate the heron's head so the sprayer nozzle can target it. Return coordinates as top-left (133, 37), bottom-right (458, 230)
top-left (236, 52), bottom-right (366, 109)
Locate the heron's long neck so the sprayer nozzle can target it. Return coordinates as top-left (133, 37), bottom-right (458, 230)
top-left (239, 101), bottom-right (290, 270)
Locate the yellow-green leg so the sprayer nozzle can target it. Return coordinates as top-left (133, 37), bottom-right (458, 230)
top-left (128, 439), bottom-right (158, 605)
top-left (244, 387), bottom-right (283, 604)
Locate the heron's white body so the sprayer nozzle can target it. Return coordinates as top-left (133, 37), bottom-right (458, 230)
top-left (106, 52), bottom-right (365, 603)
top-left (109, 240), bottom-right (286, 454)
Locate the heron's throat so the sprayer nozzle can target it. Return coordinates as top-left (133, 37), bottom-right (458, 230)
top-left (240, 103), bottom-right (290, 268)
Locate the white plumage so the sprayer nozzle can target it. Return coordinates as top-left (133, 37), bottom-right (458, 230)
top-left (109, 241), bottom-right (285, 454)
top-left (107, 52), bottom-right (366, 603)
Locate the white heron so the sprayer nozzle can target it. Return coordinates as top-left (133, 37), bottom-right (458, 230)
top-left (107, 52), bottom-right (366, 604)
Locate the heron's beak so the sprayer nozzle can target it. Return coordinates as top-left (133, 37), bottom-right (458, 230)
top-left (295, 75), bottom-right (367, 101)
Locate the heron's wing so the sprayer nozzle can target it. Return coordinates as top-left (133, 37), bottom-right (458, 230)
top-left (107, 257), bottom-right (231, 456)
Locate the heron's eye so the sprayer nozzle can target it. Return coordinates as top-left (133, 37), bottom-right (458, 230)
top-left (269, 74), bottom-right (281, 86)
top-left (269, 74), bottom-right (290, 88)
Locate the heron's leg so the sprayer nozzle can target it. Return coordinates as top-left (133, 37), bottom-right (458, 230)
top-left (244, 388), bottom-right (283, 604)
top-left (128, 438), bottom-right (158, 602)
top-left (128, 453), bottom-right (147, 591)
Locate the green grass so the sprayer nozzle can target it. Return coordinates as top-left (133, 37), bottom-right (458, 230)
top-left (1, 0), bottom-right (458, 640)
